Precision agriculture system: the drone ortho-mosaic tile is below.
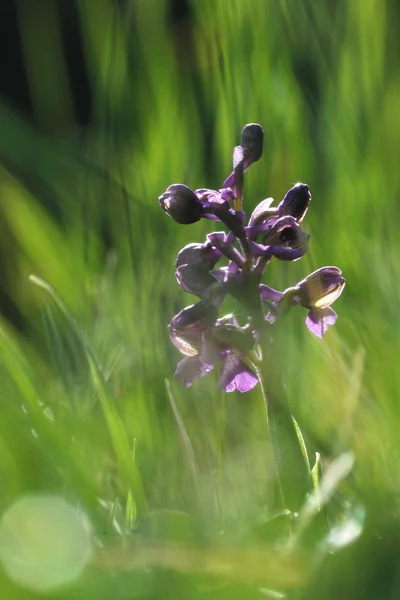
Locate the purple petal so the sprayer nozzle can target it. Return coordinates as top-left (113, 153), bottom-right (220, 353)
top-left (175, 356), bottom-right (213, 388)
top-left (219, 188), bottom-right (236, 202)
top-left (207, 232), bottom-right (245, 266)
top-left (175, 242), bottom-right (222, 268)
top-left (270, 245), bottom-right (308, 261)
top-left (211, 262), bottom-right (244, 285)
top-left (259, 284), bottom-right (284, 303)
top-left (248, 241), bottom-right (273, 259)
top-left (306, 307), bottom-right (337, 338)
top-left (176, 264), bottom-right (215, 297)
top-left (219, 354), bottom-right (258, 393)
top-left (223, 150), bottom-right (259, 188)
top-left (233, 145), bottom-right (244, 168)
top-left (248, 198), bottom-right (276, 226)
top-left (223, 171), bottom-right (236, 188)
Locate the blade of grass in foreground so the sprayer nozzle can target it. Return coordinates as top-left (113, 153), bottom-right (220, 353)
top-left (29, 275), bottom-right (147, 514)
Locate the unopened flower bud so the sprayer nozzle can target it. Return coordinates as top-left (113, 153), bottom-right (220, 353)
top-left (241, 123), bottom-right (264, 164)
top-left (278, 183), bottom-right (311, 222)
top-left (159, 184), bottom-right (203, 224)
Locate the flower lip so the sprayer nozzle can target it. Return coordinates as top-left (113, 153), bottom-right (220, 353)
top-left (159, 184), bottom-right (203, 224)
top-left (297, 267), bottom-right (345, 309)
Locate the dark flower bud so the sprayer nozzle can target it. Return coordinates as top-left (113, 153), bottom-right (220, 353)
top-left (169, 301), bottom-right (218, 356)
top-left (158, 184), bottom-right (203, 224)
top-left (296, 267), bottom-right (345, 309)
top-left (175, 242), bottom-right (222, 269)
top-left (278, 183), bottom-right (311, 222)
top-left (241, 123), bottom-right (264, 164)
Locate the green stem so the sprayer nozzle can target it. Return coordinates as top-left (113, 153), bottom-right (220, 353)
top-left (253, 351), bottom-right (286, 511)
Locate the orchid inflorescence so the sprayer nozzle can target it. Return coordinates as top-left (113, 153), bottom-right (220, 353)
top-left (159, 124), bottom-right (345, 393)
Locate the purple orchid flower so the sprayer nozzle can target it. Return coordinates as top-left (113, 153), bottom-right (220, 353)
top-left (171, 313), bottom-right (258, 392)
top-left (295, 267), bottom-right (346, 338)
top-left (246, 183), bottom-right (312, 237)
top-left (175, 242), bottom-right (223, 297)
top-left (260, 267), bottom-right (345, 338)
top-left (159, 122), bottom-right (345, 390)
top-left (249, 216), bottom-right (310, 261)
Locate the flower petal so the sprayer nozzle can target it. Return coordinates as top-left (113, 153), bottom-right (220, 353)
top-left (219, 354), bottom-right (258, 393)
top-left (259, 284), bottom-right (284, 303)
top-left (176, 264), bottom-right (215, 297)
top-left (207, 232), bottom-right (245, 266)
top-left (248, 198), bottom-right (276, 226)
top-left (306, 307), bottom-right (337, 338)
top-left (175, 242), bottom-right (222, 268)
top-left (169, 301), bottom-right (218, 355)
top-left (175, 356), bottom-right (213, 387)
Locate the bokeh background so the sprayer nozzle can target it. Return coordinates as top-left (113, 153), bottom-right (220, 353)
top-left (0, 0), bottom-right (399, 598)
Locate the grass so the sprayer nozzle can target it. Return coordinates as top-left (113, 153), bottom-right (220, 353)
top-left (0, 0), bottom-right (399, 597)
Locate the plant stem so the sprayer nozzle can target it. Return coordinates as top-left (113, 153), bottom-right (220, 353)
top-left (253, 350), bottom-right (286, 511)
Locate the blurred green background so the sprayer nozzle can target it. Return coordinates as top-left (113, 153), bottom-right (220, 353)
top-left (0, 0), bottom-right (399, 597)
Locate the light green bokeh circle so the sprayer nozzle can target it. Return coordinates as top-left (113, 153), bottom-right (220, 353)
top-left (0, 495), bottom-right (93, 592)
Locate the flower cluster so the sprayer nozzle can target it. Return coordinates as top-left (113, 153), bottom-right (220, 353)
top-left (159, 124), bottom-right (345, 392)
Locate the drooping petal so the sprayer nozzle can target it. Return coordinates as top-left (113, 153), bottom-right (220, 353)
top-left (219, 354), bottom-right (258, 393)
top-left (175, 356), bottom-right (213, 387)
top-left (305, 307), bottom-right (337, 338)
